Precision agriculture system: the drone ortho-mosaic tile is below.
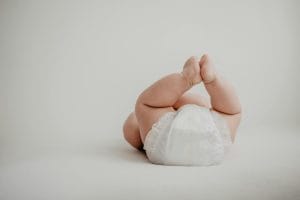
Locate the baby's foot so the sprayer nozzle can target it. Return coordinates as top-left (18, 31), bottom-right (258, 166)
top-left (181, 56), bottom-right (202, 87)
top-left (199, 54), bottom-right (217, 84)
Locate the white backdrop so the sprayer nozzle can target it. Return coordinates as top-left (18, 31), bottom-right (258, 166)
top-left (0, 1), bottom-right (300, 198)
top-left (1, 0), bottom-right (299, 146)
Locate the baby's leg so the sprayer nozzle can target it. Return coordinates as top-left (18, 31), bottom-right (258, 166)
top-left (123, 92), bottom-right (210, 150)
top-left (200, 55), bottom-right (242, 141)
top-left (135, 56), bottom-right (202, 143)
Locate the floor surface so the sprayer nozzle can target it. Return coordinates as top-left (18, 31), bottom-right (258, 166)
top-left (1, 126), bottom-right (300, 200)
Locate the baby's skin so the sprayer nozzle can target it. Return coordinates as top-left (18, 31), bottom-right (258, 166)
top-left (123, 55), bottom-right (242, 150)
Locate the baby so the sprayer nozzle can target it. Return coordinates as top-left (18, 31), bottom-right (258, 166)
top-left (123, 55), bottom-right (241, 166)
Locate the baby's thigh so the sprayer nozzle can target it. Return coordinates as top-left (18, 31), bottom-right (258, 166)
top-left (135, 103), bottom-right (175, 143)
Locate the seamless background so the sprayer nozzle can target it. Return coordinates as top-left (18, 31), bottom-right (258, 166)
top-left (0, 1), bottom-right (299, 199)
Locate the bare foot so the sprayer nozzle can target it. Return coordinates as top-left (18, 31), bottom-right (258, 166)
top-left (199, 54), bottom-right (217, 84)
top-left (181, 56), bottom-right (202, 87)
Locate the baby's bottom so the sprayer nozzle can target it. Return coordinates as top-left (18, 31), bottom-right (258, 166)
top-left (143, 104), bottom-right (233, 166)
top-left (123, 55), bottom-right (241, 150)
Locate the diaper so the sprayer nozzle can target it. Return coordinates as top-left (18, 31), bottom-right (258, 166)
top-left (143, 104), bottom-right (232, 166)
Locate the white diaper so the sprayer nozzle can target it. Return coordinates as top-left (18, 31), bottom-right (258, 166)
top-left (143, 104), bottom-right (232, 166)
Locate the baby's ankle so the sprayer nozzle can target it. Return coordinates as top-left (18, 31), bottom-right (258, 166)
top-left (204, 73), bottom-right (219, 85)
top-left (180, 72), bottom-right (194, 88)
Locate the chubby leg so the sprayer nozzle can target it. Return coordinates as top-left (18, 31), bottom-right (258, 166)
top-left (135, 56), bottom-right (202, 143)
top-left (200, 55), bottom-right (242, 141)
top-left (124, 92), bottom-right (211, 150)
